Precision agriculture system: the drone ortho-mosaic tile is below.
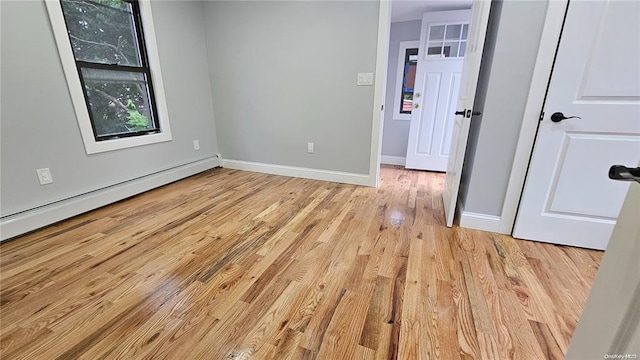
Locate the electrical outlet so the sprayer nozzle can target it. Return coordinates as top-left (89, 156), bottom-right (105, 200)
top-left (36, 168), bottom-right (53, 185)
top-left (307, 142), bottom-right (314, 154)
top-left (193, 140), bottom-right (200, 151)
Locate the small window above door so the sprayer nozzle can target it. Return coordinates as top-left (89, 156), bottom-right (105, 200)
top-left (427, 23), bottom-right (469, 58)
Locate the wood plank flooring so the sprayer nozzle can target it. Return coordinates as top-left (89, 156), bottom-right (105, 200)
top-left (0, 165), bottom-right (603, 359)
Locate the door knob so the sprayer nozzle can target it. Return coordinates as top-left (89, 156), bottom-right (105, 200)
top-left (414, 103), bottom-right (420, 109)
top-left (609, 165), bottom-right (640, 184)
top-left (551, 112), bottom-right (581, 122)
top-left (414, 92), bottom-right (421, 98)
top-left (455, 110), bottom-right (465, 116)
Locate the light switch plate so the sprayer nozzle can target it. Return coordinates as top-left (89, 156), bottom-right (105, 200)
top-left (357, 72), bottom-right (374, 86)
top-left (36, 168), bottom-right (53, 185)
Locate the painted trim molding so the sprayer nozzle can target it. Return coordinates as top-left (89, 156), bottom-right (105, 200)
top-left (0, 157), bottom-right (220, 241)
top-left (368, 0), bottom-right (392, 188)
top-left (222, 159), bottom-right (371, 186)
top-left (459, 211), bottom-right (502, 233)
top-left (380, 155), bottom-right (406, 166)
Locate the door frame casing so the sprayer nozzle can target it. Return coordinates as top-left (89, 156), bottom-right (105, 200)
top-left (368, 0), bottom-right (392, 187)
top-left (497, 0), bottom-right (569, 234)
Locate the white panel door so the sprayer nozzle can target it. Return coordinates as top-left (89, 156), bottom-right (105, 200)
top-left (442, 1), bottom-right (492, 227)
top-left (405, 10), bottom-right (469, 171)
top-left (514, 0), bottom-right (640, 250)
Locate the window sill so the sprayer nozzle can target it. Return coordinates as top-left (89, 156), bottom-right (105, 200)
top-left (393, 114), bottom-right (412, 121)
top-left (82, 131), bottom-right (172, 154)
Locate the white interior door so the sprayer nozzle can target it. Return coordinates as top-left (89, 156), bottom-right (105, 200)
top-left (514, 0), bottom-right (640, 250)
top-left (442, 1), bottom-right (492, 227)
top-left (405, 10), bottom-right (469, 172)
top-left (565, 176), bottom-right (640, 359)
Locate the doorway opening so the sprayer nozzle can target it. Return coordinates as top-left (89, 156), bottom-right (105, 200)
top-left (380, 3), bottom-right (472, 177)
top-left (380, 1), bottom-right (484, 228)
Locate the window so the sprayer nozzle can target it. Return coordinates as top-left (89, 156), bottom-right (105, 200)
top-left (393, 41), bottom-right (419, 121)
top-left (46, 0), bottom-right (172, 154)
top-left (399, 48), bottom-right (418, 114)
top-left (427, 23), bottom-right (469, 58)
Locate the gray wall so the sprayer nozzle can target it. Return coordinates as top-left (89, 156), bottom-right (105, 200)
top-left (0, 1), bottom-right (219, 216)
top-left (381, 20), bottom-right (422, 158)
top-left (0, 0), bottom-right (549, 221)
top-left (459, 0), bottom-right (548, 216)
top-left (202, 1), bottom-right (379, 175)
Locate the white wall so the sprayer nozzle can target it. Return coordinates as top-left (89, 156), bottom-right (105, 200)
top-left (202, 1), bottom-right (380, 175)
top-left (459, 0), bottom-right (548, 216)
top-left (0, 1), bottom-right (219, 217)
top-left (381, 20), bottom-right (421, 159)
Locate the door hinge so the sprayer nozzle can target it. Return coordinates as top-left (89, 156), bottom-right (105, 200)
top-left (539, 110), bottom-right (545, 121)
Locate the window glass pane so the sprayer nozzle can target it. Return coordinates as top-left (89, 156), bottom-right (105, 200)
top-left (445, 24), bottom-right (462, 40)
top-left (61, 0), bottom-right (141, 66)
top-left (400, 48), bottom-right (418, 114)
top-left (462, 24), bottom-right (469, 40)
top-left (429, 25), bottom-right (445, 41)
top-left (459, 41), bottom-right (467, 57)
top-left (443, 42), bottom-right (460, 58)
top-left (427, 42), bottom-right (443, 57)
top-left (80, 68), bottom-right (155, 137)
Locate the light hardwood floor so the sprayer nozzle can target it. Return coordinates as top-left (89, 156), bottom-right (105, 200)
top-left (0, 166), bottom-right (603, 359)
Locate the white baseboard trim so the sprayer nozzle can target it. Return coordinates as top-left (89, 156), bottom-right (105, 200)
top-left (459, 211), bottom-right (503, 233)
top-left (0, 157), bottom-right (220, 241)
top-left (222, 159), bottom-right (372, 186)
top-left (380, 155), bottom-right (406, 166)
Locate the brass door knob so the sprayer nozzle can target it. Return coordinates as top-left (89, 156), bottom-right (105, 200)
top-left (414, 103), bottom-right (420, 109)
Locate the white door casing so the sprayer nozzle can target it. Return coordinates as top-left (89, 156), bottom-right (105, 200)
top-left (514, 0), bottom-right (640, 250)
top-left (405, 10), bottom-right (469, 172)
top-left (442, 0), bottom-right (492, 227)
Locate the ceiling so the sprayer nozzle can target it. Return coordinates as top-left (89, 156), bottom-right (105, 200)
top-left (391, 0), bottom-right (473, 23)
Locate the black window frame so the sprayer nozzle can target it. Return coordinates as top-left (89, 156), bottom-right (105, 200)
top-left (59, 0), bottom-right (161, 141)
